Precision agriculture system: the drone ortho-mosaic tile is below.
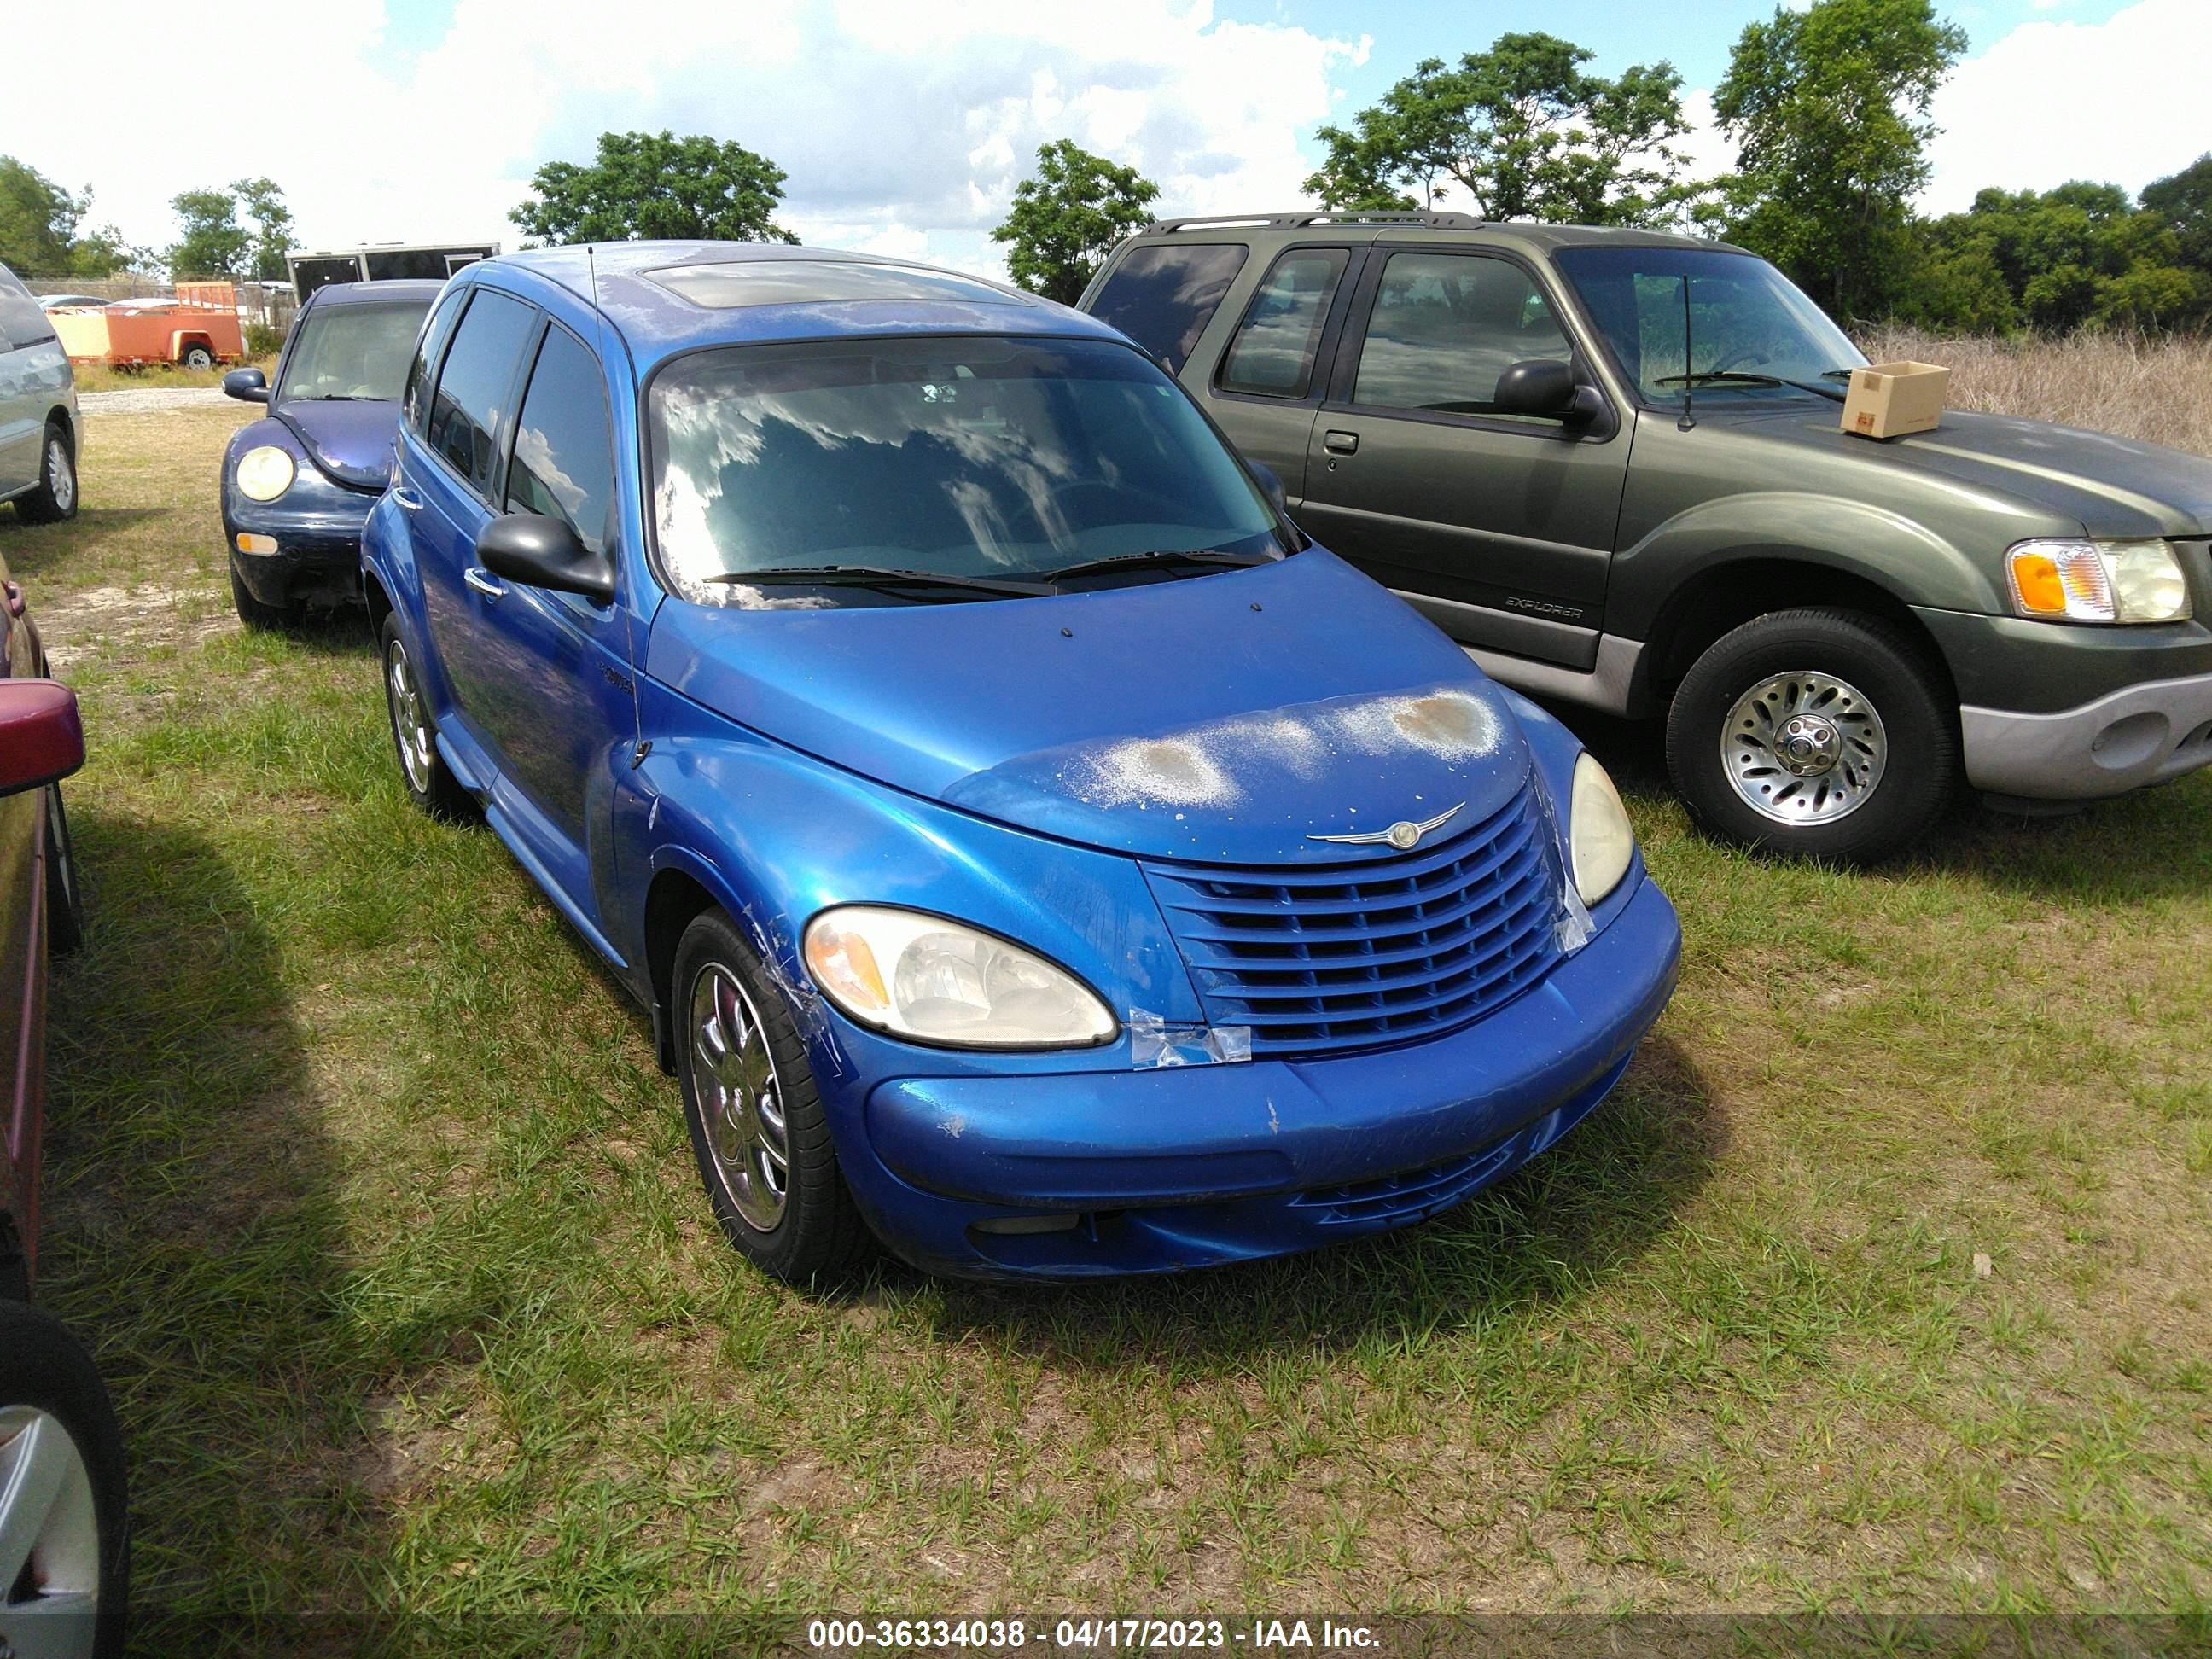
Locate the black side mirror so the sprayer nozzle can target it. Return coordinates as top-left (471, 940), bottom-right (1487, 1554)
top-left (1493, 358), bottom-right (1586, 419)
top-left (475, 514), bottom-right (614, 605)
top-left (1248, 460), bottom-right (1288, 515)
top-left (223, 367), bottom-right (270, 404)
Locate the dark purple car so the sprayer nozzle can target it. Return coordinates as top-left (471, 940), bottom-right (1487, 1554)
top-left (220, 279), bottom-right (441, 627)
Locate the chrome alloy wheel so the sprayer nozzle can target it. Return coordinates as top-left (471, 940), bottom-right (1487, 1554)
top-left (688, 963), bottom-right (791, 1233)
top-left (0, 1406), bottom-right (101, 1657)
top-left (383, 635), bottom-right (434, 795)
top-left (1722, 670), bottom-right (1888, 825)
top-left (45, 439), bottom-right (74, 515)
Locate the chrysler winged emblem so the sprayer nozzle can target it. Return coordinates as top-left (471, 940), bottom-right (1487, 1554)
top-left (1307, 802), bottom-right (1463, 850)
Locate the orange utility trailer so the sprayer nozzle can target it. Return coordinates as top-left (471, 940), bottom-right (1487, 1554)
top-left (49, 281), bottom-right (246, 369)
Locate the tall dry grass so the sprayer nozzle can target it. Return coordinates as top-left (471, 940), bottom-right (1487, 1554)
top-left (1855, 325), bottom-right (2212, 457)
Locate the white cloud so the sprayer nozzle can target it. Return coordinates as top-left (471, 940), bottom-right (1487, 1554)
top-left (0, 0), bottom-right (1360, 279)
top-left (1921, 0), bottom-right (2212, 212)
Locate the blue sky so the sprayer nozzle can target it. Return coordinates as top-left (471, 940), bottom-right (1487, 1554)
top-left (4, 0), bottom-right (2203, 274)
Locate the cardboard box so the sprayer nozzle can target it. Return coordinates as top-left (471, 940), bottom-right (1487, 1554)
top-left (1842, 360), bottom-right (1949, 439)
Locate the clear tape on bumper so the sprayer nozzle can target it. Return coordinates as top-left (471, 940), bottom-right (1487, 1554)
top-left (1128, 1009), bottom-right (1252, 1068)
top-left (1528, 760), bottom-right (1595, 952)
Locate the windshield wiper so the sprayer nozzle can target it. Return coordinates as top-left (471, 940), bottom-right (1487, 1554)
top-left (700, 564), bottom-right (1057, 597)
top-left (1655, 371), bottom-right (1845, 402)
top-left (1041, 548), bottom-right (1275, 583)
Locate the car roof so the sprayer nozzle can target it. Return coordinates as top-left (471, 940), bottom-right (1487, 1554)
top-left (1127, 212), bottom-right (1750, 257)
top-left (471, 241), bottom-right (1126, 371)
top-left (303, 279), bottom-right (447, 309)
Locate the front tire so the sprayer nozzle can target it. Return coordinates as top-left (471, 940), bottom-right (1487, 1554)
top-left (44, 786), bottom-right (84, 958)
top-left (14, 424), bottom-right (77, 525)
top-left (0, 1300), bottom-right (130, 1659)
top-left (228, 562), bottom-right (299, 632)
top-left (673, 909), bottom-right (874, 1286)
top-left (1666, 607), bottom-right (1959, 864)
top-left (378, 615), bottom-right (473, 821)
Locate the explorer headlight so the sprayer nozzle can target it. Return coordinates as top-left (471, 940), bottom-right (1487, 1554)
top-left (802, 905), bottom-right (1117, 1049)
top-left (2005, 538), bottom-right (2192, 624)
top-left (1568, 753), bottom-right (1635, 906)
top-left (235, 445), bottom-right (296, 503)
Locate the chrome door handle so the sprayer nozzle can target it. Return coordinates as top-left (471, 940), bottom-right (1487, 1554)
top-left (463, 567), bottom-right (507, 602)
top-left (392, 487), bottom-right (422, 511)
top-left (1323, 430), bottom-right (1359, 455)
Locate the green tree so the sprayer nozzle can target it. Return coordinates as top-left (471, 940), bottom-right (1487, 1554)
top-left (1305, 33), bottom-right (1694, 227)
top-left (991, 140), bottom-right (1160, 305)
top-left (232, 177), bottom-right (295, 282)
top-left (511, 131), bottom-right (796, 246)
top-left (1714, 0), bottom-right (1966, 320)
top-left (2140, 153), bottom-right (2212, 276)
top-left (167, 187), bottom-right (249, 278)
top-left (0, 157), bottom-right (131, 277)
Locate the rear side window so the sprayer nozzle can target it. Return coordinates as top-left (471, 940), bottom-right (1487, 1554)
top-left (1217, 248), bottom-right (1349, 399)
top-left (425, 288), bottom-right (535, 498)
top-left (1086, 243), bottom-right (1248, 372)
top-left (402, 285), bottom-right (468, 435)
top-left (504, 323), bottom-right (614, 556)
top-left (1351, 252), bottom-right (1572, 416)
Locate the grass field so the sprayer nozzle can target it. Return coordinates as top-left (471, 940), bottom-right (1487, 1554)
top-left (7, 398), bottom-right (2210, 1647)
top-left (65, 356), bottom-right (276, 396)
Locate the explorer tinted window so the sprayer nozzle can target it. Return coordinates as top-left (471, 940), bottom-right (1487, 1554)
top-left (1217, 248), bottom-right (1348, 399)
top-left (1352, 253), bottom-right (1571, 416)
top-left (505, 323), bottom-right (614, 556)
top-left (1087, 243), bottom-right (1248, 372)
top-left (425, 288), bottom-right (534, 498)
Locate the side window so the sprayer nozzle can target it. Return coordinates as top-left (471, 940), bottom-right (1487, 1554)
top-left (1086, 243), bottom-right (1249, 373)
top-left (1352, 253), bottom-right (1572, 416)
top-left (424, 289), bottom-right (536, 498)
top-left (1216, 249), bottom-right (1349, 399)
top-left (504, 323), bottom-right (615, 556)
top-left (402, 285), bottom-right (469, 436)
top-left (0, 265), bottom-right (49, 349)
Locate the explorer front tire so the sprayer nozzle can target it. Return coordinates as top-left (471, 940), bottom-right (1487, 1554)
top-left (1666, 607), bottom-right (1958, 864)
top-left (672, 909), bottom-right (873, 1286)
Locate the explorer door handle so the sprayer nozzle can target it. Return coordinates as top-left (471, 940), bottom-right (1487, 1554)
top-left (392, 487), bottom-right (423, 511)
top-left (463, 567), bottom-right (507, 602)
top-left (1323, 429), bottom-right (1359, 455)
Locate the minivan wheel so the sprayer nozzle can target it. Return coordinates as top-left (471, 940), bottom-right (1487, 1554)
top-left (1667, 607), bottom-right (1959, 864)
top-left (15, 425), bottom-right (77, 525)
top-left (0, 1300), bottom-right (131, 1659)
top-left (378, 615), bottom-right (473, 821)
top-left (672, 909), bottom-right (874, 1286)
top-left (45, 785), bottom-right (84, 957)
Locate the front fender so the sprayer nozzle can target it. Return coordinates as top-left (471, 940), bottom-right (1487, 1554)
top-left (617, 678), bottom-right (1204, 1080)
top-left (1607, 490), bottom-right (2005, 634)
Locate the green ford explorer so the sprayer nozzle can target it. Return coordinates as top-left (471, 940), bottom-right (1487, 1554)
top-left (1079, 212), bottom-right (2212, 864)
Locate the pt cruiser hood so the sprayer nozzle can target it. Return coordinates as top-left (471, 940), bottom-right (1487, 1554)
top-left (644, 550), bottom-right (1534, 866)
top-left (1714, 404), bottom-right (2212, 536)
top-left (274, 397), bottom-right (403, 492)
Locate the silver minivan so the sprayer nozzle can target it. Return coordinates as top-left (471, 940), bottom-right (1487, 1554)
top-left (0, 263), bottom-right (79, 524)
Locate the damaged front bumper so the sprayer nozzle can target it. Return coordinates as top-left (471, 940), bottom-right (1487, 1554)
top-left (833, 871), bottom-right (1680, 1280)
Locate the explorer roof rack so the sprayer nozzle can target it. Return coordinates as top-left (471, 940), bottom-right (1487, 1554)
top-left (1138, 211), bottom-right (1484, 235)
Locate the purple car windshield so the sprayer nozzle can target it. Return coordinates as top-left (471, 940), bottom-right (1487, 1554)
top-left (279, 302), bottom-right (431, 403)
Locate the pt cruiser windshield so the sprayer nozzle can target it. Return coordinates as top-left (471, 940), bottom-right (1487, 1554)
top-left (649, 335), bottom-right (1289, 605)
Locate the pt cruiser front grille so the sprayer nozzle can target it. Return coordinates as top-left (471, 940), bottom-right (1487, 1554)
top-left (1142, 784), bottom-right (1563, 1061)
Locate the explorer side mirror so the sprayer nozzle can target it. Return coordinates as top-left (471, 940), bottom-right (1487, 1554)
top-left (0, 680), bottom-right (85, 798)
top-left (475, 514), bottom-right (614, 605)
top-left (223, 367), bottom-right (270, 404)
top-left (1493, 358), bottom-right (1582, 419)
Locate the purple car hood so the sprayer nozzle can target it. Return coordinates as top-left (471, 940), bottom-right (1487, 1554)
top-left (643, 550), bottom-right (1535, 866)
top-left (274, 398), bottom-right (403, 492)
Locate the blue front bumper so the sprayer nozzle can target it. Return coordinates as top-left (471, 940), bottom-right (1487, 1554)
top-left (836, 873), bottom-right (1681, 1279)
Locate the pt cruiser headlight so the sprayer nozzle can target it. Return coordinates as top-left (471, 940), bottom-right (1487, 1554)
top-left (235, 445), bottom-right (296, 503)
top-left (803, 905), bottom-right (1117, 1049)
top-left (2006, 538), bottom-right (2192, 624)
top-left (1569, 753), bottom-right (1635, 906)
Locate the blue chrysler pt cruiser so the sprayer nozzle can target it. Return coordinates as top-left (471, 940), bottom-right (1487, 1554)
top-left (361, 242), bottom-right (1681, 1284)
